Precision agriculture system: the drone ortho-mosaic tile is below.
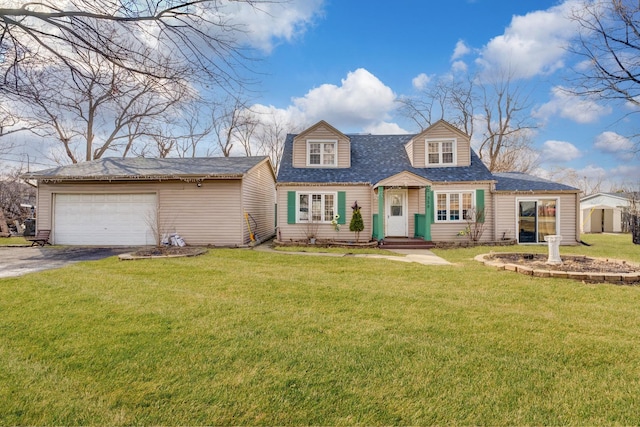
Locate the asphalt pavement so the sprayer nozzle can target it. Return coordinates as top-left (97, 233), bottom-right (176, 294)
top-left (0, 246), bottom-right (133, 278)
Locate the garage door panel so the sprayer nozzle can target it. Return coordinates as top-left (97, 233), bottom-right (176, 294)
top-left (54, 193), bottom-right (156, 245)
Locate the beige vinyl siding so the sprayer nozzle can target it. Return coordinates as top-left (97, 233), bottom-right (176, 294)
top-left (404, 139), bottom-right (415, 167)
top-left (494, 192), bottom-right (580, 245)
top-left (411, 137), bottom-right (426, 167)
top-left (292, 124), bottom-right (351, 168)
top-left (161, 180), bottom-right (242, 246)
top-left (429, 182), bottom-right (494, 242)
top-left (413, 122), bottom-right (471, 167)
top-left (277, 185), bottom-right (371, 241)
top-left (241, 159), bottom-right (276, 244)
top-left (37, 180), bottom-right (248, 246)
top-left (407, 188), bottom-right (424, 237)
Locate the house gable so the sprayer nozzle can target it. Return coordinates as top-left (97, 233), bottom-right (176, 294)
top-left (292, 120), bottom-right (351, 169)
top-left (405, 120), bottom-right (471, 168)
top-left (374, 171), bottom-right (431, 189)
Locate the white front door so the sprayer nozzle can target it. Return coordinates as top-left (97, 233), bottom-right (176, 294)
top-left (385, 189), bottom-right (408, 237)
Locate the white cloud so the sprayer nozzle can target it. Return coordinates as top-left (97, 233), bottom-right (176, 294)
top-left (451, 40), bottom-right (471, 61)
top-left (412, 73), bottom-right (431, 90)
top-left (534, 86), bottom-right (611, 124)
top-left (226, 0), bottom-right (325, 52)
top-left (451, 60), bottom-right (468, 73)
top-left (246, 68), bottom-right (397, 134)
top-left (610, 164), bottom-right (640, 180)
top-left (363, 121), bottom-right (409, 135)
top-left (594, 131), bottom-right (635, 159)
top-left (540, 140), bottom-right (582, 162)
top-left (291, 68), bottom-right (397, 128)
top-left (475, 0), bottom-right (581, 79)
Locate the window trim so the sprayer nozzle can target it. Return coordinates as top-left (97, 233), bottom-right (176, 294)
top-left (296, 191), bottom-right (337, 223)
top-left (515, 197), bottom-right (560, 244)
top-left (425, 138), bottom-right (457, 166)
top-left (434, 191), bottom-right (475, 223)
top-left (306, 139), bottom-right (338, 167)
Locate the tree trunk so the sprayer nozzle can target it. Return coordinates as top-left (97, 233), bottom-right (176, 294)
top-left (0, 209), bottom-right (10, 237)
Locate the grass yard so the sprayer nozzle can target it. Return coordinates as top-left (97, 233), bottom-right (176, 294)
top-left (0, 236), bottom-right (31, 246)
top-left (1, 234), bottom-right (640, 425)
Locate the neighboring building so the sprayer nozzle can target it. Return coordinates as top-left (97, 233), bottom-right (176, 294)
top-left (22, 156), bottom-right (276, 246)
top-left (580, 192), bottom-right (635, 233)
top-left (276, 120), bottom-right (581, 245)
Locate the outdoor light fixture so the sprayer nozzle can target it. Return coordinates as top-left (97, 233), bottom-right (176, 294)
top-left (196, 182), bottom-right (202, 187)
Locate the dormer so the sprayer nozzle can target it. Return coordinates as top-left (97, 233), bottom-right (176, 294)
top-left (292, 120), bottom-right (351, 168)
top-left (404, 120), bottom-right (471, 168)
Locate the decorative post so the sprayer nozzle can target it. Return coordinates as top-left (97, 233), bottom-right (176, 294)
top-left (544, 235), bottom-right (563, 264)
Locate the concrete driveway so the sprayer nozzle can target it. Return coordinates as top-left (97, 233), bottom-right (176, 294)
top-left (0, 246), bottom-right (134, 278)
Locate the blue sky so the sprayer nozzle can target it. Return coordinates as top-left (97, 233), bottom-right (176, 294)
top-left (4, 0), bottom-right (637, 190)
top-left (243, 0), bottom-right (639, 189)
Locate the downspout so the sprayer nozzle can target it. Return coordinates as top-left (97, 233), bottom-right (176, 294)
top-left (576, 192), bottom-right (582, 244)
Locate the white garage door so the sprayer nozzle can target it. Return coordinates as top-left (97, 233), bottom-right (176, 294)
top-left (54, 193), bottom-right (157, 245)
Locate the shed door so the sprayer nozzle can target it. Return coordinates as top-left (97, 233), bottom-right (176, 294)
top-left (54, 193), bottom-right (157, 245)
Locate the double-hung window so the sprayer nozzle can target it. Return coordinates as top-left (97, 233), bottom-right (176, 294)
top-left (435, 191), bottom-right (474, 222)
top-left (307, 140), bottom-right (337, 166)
top-left (426, 139), bottom-right (456, 165)
top-left (298, 192), bottom-right (335, 222)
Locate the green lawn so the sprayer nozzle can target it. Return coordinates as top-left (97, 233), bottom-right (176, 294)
top-left (1, 234), bottom-right (640, 425)
top-left (0, 236), bottom-right (30, 246)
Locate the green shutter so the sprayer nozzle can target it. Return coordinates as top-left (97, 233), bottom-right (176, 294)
top-left (337, 191), bottom-right (346, 224)
top-left (287, 191), bottom-right (296, 224)
top-left (476, 189), bottom-right (485, 223)
top-left (425, 186), bottom-right (433, 241)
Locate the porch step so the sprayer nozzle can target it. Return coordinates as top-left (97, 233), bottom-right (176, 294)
top-left (379, 238), bottom-right (435, 250)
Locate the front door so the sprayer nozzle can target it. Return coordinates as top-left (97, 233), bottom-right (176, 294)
top-left (386, 189), bottom-right (407, 237)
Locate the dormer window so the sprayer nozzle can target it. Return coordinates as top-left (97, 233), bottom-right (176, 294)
top-left (426, 138), bottom-right (456, 166)
top-left (307, 140), bottom-right (337, 167)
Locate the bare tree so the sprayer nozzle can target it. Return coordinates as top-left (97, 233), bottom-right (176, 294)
top-left (569, 0), bottom-right (640, 150)
top-left (235, 109), bottom-right (260, 156)
top-left (477, 75), bottom-right (538, 172)
top-left (570, 1), bottom-right (640, 109)
top-left (253, 109), bottom-right (301, 173)
top-left (0, 1), bottom-right (265, 89)
top-left (7, 47), bottom-right (187, 163)
top-left (210, 96), bottom-right (253, 157)
top-left (174, 101), bottom-right (215, 158)
top-left (399, 72), bottom-right (538, 172)
top-left (546, 167), bottom-right (605, 196)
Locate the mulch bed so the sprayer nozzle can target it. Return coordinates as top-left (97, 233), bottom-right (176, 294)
top-left (489, 253), bottom-right (639, 274)
top-left (130, 246), bottom-right (206, 257)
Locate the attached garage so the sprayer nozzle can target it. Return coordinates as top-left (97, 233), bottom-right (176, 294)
top-left (54, 193), bottom-right (157, 245)
top-left (22, 156), bottom-right (276, 247)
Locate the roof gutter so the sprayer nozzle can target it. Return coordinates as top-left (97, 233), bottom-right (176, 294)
top-left (30, 174), bottom-right (245, 183)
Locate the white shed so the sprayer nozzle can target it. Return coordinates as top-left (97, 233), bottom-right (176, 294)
top-left (580, 193), bottom-right (633, 233)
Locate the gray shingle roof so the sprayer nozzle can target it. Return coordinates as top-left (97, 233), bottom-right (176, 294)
top-left (23, 156), bottom-right (270, 180)
top-left (494, 172), bottom-right (579, 192)
top-left (277, 133), bottom-right (495, 184)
